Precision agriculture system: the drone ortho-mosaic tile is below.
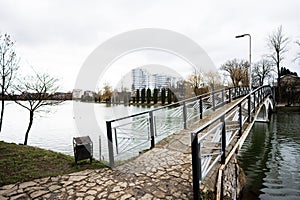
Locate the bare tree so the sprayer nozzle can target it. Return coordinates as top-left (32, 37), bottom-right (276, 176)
top-left (0, 33), bottom-right (19, 132)
top-left (204, 71), bottom-right (223, 91)
top-left (13, 72), bottom-right (62, 145)
top-left (252, 58), bottom-right (274, 86)
top-left (220, 58), bottom-right (249, 86)
top-left (101, 83), bottom-right (112, 102)
top-left (187, 70), bottom-right (202, 95)
top-left (267, 25), bottom-right (289, 87)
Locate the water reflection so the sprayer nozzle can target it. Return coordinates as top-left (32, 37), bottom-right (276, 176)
top-left (238, 113), bottom-right (300, 200)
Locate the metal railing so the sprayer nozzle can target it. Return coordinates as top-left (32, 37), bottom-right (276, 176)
top-left (191, 85), bottom-right (273, 200)
top-left (106, 86), bottom-right (249, 167)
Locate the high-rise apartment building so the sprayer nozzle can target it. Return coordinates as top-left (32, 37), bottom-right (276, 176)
top-left (131, 68), bottom-right (180, 91)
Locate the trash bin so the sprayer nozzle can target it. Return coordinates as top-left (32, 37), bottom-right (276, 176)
top-left (73, 136), bottom-right (93, 164)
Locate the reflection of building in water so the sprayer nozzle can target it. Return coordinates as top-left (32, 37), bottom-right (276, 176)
top-left (131, 68), bottom-right (180, 91)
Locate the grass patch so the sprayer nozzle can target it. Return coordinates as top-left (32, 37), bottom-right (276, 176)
top-left (0, 141), bottom-right (107, 186)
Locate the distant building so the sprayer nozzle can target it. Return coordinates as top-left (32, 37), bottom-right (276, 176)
top-left (78, 90), bottom-right (96, 101)
top-left (72, 89), bottom-right (83, 99)
top-left (280, 74), bottom-right (300, 105)
top-left (52, 92), bottom-right (72, 100)
top-left (131, 68), bottom-right (180, 91)
top-left (132, 68), bottom-right (148, 91)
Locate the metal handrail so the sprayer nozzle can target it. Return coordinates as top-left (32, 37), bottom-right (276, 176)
top-left (106, 86), bottom-right (250, 167)
top-left (191, 85), bottom-right (273, 200)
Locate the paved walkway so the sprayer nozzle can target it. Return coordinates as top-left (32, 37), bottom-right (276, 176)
top-left (0, 130), bottom-right (192, 200)
top-left (0, 100), bottom-right (240, 200)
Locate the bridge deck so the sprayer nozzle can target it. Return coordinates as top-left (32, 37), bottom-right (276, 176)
top-left (0, 99), bottom-right (243, 200)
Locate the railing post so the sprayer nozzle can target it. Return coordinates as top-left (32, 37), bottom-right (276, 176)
top-left (228, 88), bottom-right (232, 103)
top-left (221, 115), bottom-right (226, 164)
top-left (235, 87), bottom-right (238, 99)
top-left (114, 128), bottom-right (118, 154)
top-left (253, 91), bottom-right (256, 113)
top-left (212, 91), bottom-right (216, 111)
top-left (191, 132), bottom-right (201, 200)
top-left (238, 103), bottom-right (242, 136)
top-left (221, 89), bottom-right (225, 105)
top-left (99, 135), bottom-right (102, 161)
top-left (106, 121), bottom-right (115, 168)
top-left (183, 102), bottom-right (187, 129)
top-left (149, 111), bottom-right (155, 148)
top-left (199, 97), bottom-right (203, 120)
top-left (247, 95), bottom-right (251, 122)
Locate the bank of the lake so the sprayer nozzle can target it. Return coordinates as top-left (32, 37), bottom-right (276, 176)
top-left (238, 112), bottom-right (300, 199)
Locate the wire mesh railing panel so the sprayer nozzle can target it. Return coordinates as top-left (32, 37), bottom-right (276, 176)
top-left (110, 114), bottom-right (151, 160)
top-left (198, 120), bottom-right (223, 180)
top-left (153, 106), bottom-right (184, 139)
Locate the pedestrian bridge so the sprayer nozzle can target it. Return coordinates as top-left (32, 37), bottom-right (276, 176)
top-left (105, 85), bottom-right (274, 199)
top-left (0, 86), bottom-right (275, 200)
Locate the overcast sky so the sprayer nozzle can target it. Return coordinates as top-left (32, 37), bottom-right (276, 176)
top-left (1, 0), bottom-right (300, 91)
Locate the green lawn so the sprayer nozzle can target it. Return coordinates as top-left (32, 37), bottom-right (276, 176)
top-left (0, 141), bottom-right (106, 186)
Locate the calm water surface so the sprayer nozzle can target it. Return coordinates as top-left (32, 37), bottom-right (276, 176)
top-left (0, 101), bottom-right (151, 160)
top-left (238, 113), bottom-right (300, 200)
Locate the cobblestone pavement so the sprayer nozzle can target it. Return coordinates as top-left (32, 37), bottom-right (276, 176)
top-left (0, 130), bottom-right (193, 200)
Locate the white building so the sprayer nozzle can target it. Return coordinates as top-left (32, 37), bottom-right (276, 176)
top-left (72, 89), bottom-right (83, 99)
top-left (131, 67), bottom-right (180, 91)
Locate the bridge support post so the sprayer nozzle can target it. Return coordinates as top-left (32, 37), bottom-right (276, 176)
top-left (228, 88), bottom-right (232, 103)
top-left (106, 121), bottom-right (115, 168)
top-left (191, 132), bottom-right (201, 200)
top-left (149, 111), bottom-right (155, 148)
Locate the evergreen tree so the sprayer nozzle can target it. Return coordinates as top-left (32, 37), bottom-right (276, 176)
top-left (141, 88), bottom-right (146, 104)
top-left (146, 88), bottom-right (151, 104)
top-left (161, 88), bottom-right (166, 105)
top-left (153, 88), bottom-right (158, 104)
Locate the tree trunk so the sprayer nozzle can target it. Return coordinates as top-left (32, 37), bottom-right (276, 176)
top-left (0, 97), bottom-right (4, 133)
top-left (24, 110), bottom-right (34, 145)
top-left (276, 52), bottom-right (281, 102)
top-left (0, 77), bottom-right (5, 133)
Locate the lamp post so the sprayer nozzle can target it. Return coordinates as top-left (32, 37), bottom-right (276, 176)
top-left (235, 34), bottom-right (252, 91)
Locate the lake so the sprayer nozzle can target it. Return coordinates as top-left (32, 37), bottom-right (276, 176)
top-left (0, 101), bottom-right (151, 160)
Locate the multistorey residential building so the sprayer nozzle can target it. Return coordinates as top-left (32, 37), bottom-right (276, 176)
top-left (131, 68), bottom-right (180, 91)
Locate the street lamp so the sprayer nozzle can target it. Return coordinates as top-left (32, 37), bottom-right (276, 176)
top-left (235, 34), bottom-right (252, 91)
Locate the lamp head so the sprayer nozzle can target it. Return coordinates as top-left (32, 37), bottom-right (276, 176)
top-left (235, 34), bottom-right (246, 38)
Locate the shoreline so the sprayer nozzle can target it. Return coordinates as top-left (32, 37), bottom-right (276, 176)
top-left (275, 105), bottom-right (300, 112)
